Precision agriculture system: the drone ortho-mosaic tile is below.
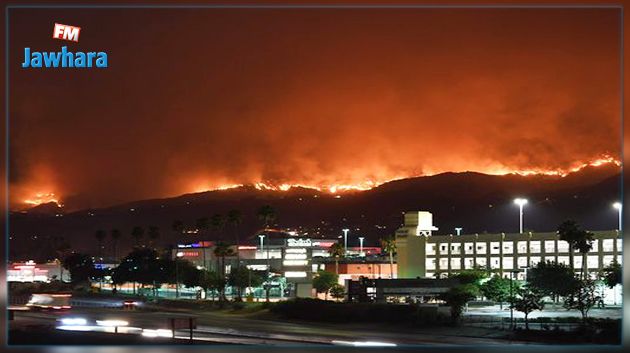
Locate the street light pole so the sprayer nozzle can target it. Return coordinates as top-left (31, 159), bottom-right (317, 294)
top-left (513, 198), bottom-right (528, 234)
top-left (342, 229), bottom-right (349, 255)
top-left (259, 234), bottom-right (270, 302)
top-left (175, 251), bottom-right (184, 299)
top-left (509, 270), bottom-right (514, 330)
top-left (613, 202), bottom-right (622, 232)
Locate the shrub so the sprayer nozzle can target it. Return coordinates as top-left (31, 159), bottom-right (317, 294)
top-left (270, 298), bottom-right (421, 323)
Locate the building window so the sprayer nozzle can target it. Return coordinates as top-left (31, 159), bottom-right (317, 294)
top-left (464, 242), bottom-right (474, 255)
top-left (426, 258), bottom-right (436, 270)
top-left (439, 258), bottom-right (448, 269)
top-left (450, 258), bottom-right (461, 270)
top-left (602, 255), bottom-right (614, 267)
top-left (517, 257), bottom-right (528, 268)
top-left (476, 257), bottom-right (487, 267)
top-left (616, 239), bottom-right (623, 251)
top-left (451, 243), bottom-right (461, 255)
top-left (545, 256), bottom-right (556, 263)
top-left (426, 244), bottom-right (436, 255)
top-left (490, 242), bottom-right (500, 255)
top-left (529, 241), bottom-right (541, 254)
top-left (587, 256), bottom-right (599, 269)
top-left (558, 241), bottom-right (570, 253)
top-left (617, 255), bottom-right (622, 264)
top-left (517, 241), bottom-right (528, 253)
top-left (544, 240), bottom-right (555, 253)
top-left (502, 241), bottom-right (513, 254)
top-left (490, 257), bottom-right (501, 269)
top-left (602, 239), bottom-right (614, 252)
top-left (464, 258), bottom-right (475, 269)
top-left (440, 244), bottom-right (448, 254)
top-left (591, 240), bottom-right (599, 252)
top-left (503, 257), bottom-right (514, 269)
top-left (574, 256), bottom-right (583, 269)
top-left (476, 243), bottom-right (487, 254)
top-left (558, 256), bottom-right (570, 265)
top-left (530, 256), bottom-right (541, 266)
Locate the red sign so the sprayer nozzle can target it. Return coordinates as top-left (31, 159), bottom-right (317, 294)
top-left (52, 23), bottom-right (81, 42)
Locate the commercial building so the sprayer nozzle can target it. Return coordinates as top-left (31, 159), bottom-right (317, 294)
top-left (172, 232), bottom-right (388, 298)
top-left (7, 261), bottom-right (69, 283)
top-left (396, 211), bottom-right (623, 304)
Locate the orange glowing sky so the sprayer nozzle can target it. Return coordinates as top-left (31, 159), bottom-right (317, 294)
top-left (8, 7), bottom-right (621, 210)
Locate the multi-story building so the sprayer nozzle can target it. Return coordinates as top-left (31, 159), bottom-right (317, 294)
top-left (396, 211), bottom-right (622, 280)
top-left (396, 211), bottom-right (623, 303)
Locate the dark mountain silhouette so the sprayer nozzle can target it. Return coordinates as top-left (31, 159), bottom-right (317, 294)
top-left (9, 165), bottom-right (620, 261)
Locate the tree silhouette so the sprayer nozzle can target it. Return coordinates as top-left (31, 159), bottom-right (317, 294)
top-left (110, 229), bottom-right (122, 261)
top-left (94, 230), bottom-right (106, 259)
top-left (511, 285), bottom-right (545, 330)
top-left (257, 205), bottom-right (276, 229)
top-left (196, 217), bottom-right (209, 237)
top-left (172, 220), bottom-right (184, 239)
top-left (131, 226), bottom-right (145, 247)
top-left (51, 236), bottom-right (71, 282)
top-left (380, 237), bottom-right (397, 279)
top-left (558, 220), bottom-right (593, 278)
top-left (212, 242), bottom-right (235, 301)
top-left (328, 243), bottom-right (344, 274)
top-left (210, 214), bottom-right (226, 240)
top-left (227, 209), bottom-right (243, 260)
top-left (148, 226), bottom-right (160, 248)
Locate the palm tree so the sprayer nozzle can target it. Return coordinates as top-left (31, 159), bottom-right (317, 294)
top-left (51, 236), bottom-right (70, 282)
top-left (257, 205), bottom-right (276, 229)
top-left (213, 242), bottom-right (235, 301)
top-left (147, 226), bottom-right (160, 248)
top-left (210, 214), bottom-right (226, 240)
top-left (110, 229), bottom-right (122, 261)
top-left (227, 210), bottom-right (243, 260)
top-left (576, 231), bottom-right (595, 279)
top-left (172, 219), bottom-right (184, 239)
top-left (381, 237), bottom-right (397, 279)
top-left (328, 243), bottom-right (345, 274)
top-left (558, 220), bottom-right (592, 276)
top-left (196, 217), bottom-right (210, 269)
top-left (131, 226), bottom-right (144, 247)
top-left (94, 230), bottom-right (107, 259)
top-left (196, 217), bottom-right (209, 237)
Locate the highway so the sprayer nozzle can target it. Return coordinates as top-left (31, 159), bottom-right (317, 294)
top-left (10, 305), bottom-right (530, 346)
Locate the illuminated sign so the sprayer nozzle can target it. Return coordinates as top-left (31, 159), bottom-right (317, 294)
top-left (284, 271), bottom-right (307, 278)
top-left (179, 251), bottom-right (199, 257)
top-left (285, 248), bottom-right (307, 254)
top-left (284, 253), bottom-right (307, 260)
top-left (287, 238), bottom-right (312, 247)
top-left (282, 260), bottom-right (309, 266)
top-left (312, 241), bottom-right (335, 247)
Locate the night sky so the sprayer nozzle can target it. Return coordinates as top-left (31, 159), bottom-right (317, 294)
top-left (8, 7), bottom-right (621, 210)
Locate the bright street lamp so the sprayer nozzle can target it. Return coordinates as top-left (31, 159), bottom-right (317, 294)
top-left (258, 234), bottom-right (265, 252)
top-left (358, 237), bottom-right (365, 256)
top-left (342, 229), bottom-right (350, 255)
top-left (455, 227), bottom-right (462, 236)
top-left (513, 198), bottom-right (528, 234)
top-left (613, 202), bottom-right (622, 232)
